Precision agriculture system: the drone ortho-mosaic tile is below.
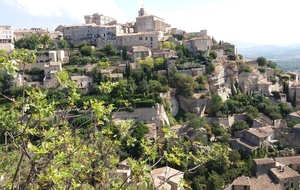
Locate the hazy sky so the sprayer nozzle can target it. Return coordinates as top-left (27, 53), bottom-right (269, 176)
top-left (1, 0), bottom-right (300, 46)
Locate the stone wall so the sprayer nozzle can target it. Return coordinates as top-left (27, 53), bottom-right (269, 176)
top-left (112, 103), bottom-right (169, 126)
top-left (275, 128), bottom-right (300, 151)
top-left (206, 114), bottom-right (247, 128)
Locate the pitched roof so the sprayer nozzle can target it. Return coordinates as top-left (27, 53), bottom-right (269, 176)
top-left (270, 166), bottom-right (300, 179)
top-left (247, 127), bottom-right (273, 138)
top-left (151, 166), bottom-right (183, 186)
top-left (253, 158), bottom-right (276, 165)
top-left (250, 174), bottom-right (282, 190)
top-left (232, 175), bottom-right (251, 186)
top-left (275, 156), bottom-right (300, 166)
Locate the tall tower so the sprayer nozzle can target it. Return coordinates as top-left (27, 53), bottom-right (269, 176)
top-left (138, 7), bottom-right (147, 16)
top-left (84, 15), bottom-right (93, 24)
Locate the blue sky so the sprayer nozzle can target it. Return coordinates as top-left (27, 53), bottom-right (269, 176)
top-left (1, 0), bottom-right (300, 46)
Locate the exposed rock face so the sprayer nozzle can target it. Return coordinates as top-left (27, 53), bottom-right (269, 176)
top-left (161, 89), bottom-right (179, 116)
top-left (178, 93), bottom-right (207, 117)
top-left (238, 70), bottom-right (264, 93)
top-left (208, 60), bottom-right (239, 101)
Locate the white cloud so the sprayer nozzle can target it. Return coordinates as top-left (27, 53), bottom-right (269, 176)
top-left (4, 0), bottom-right (126, 23)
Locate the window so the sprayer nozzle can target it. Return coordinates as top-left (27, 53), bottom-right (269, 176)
top-left (145, 37), bottom-right (148, 40)
top-left (150, 37), bottom-right (153, 41)
top-left (139, 37), bottom-right (143, 40)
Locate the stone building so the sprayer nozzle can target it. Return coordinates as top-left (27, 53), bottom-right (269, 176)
top-left (0, 25), bottom-right (14, 52)
top-left (13, 28), bottom-right (49, 41)
top-left (231, 176), bottom-right (251, 190)
top-left (84, 13), bottom-right (116, 25)
top-left (131, 46), bottom-right (152, 61)
top-left (94, 24), bottom-right (124, 48)
top-left (269, 166), bottom-right (300, 190)
top-left (253, 114), bottom-right (273, 128)
top-left (220, 41), bottom-right (237, 55)
top-left (184, 35), bottom-right (212, 56)
top-left (63, 24), bottom-right (97, 45)
top-left (275, 156), bottom-right (300, 172)
top-left (116, 31), bottom-right (164, 50)
top-left (70, 75), bottom-right (93, 90)
top-left (288, 83), bottom-right (300, 109)
top-left (43, 62), bottom-right (62, 88)
top-left (231, 126), bottom-right (274, 154)
top-left (253, 158), bottom-right (276, 175)
top-left (151, 166), bottom-right (183, 190)
top-left (135, 7), bottom-right (170, 33)
top-left (152, 49), bottom-right (177, 59)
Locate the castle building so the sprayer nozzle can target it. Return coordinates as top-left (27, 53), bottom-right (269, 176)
top-left (135, 7), bottom-right (170, 33)
top-left (84, 13), bottom-right (116, 25)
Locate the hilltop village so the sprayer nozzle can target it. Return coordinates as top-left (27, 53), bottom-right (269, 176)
top-left (1, 7), bottom-right (300, 190)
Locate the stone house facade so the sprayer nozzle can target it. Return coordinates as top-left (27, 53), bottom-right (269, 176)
top-left (231, 176), bottom-right (251, 190)
top-left (184, 35), bottom-right (212, 56)
top-left (116, 31), bottom-right (164, 50)
top-left (231, 127), bottom-right (274, 154)
top-left (253, 158), bottom-right (276, 175)
top-left (275, 156), bottom-right (300, 172)
top-left (152, 49), bottom-right (177, 59)
top-left (251, 158), bottom-right (300, 190)
top-left (43, 62), bottom-right (62, 88)
top-left (70, 75), bottom-right (93, 90)
top-left (269, 166), bottom-right (300, 190)
top-left (131, 46), bottom-right (152, 61)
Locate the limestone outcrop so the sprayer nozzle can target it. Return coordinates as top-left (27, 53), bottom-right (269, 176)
top-left (178, 93), bottom-right (208, 117)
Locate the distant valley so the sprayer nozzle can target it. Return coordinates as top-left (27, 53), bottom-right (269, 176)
top-left (237, 44), bottom-right (300, 72)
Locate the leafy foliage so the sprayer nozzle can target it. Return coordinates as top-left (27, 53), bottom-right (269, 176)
top-left (257, 56), bottom-right (267, 66)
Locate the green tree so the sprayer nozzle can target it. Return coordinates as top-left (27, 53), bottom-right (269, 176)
top-left (211, 122), bottom-right (225, 136)
top-left (81, 56), bottom-right (92, 65)
top-left (57, 39), bottom-right (68, 49)
top-left (207, 94), bottom-right (223, 116)
top-left (174, 74), bottom-right (195, 96)
top-left (122, 46), bottom-right (128, 60)
top-left (0, 50), bottom-right (227, 189)
top-left (264, 104), bottom-right (282, 120)
top-left (206, 62), bottom-right (215, 74)
top-left (161, 42), bottom-right (176, 50)
top-left (14, 34), bottom-right (40, 50)
top-left (39, 34), bottom-right (51, 49)
top-left (228, 149), bottom-right (241, 163)
top-left (0, 72), bottom-right (15, 96)
top-left (209, 51), bottom-right (217, 59)
top-left (124, 62), bottom-right (131, 78)
top-left (103, 44), bottom-right (117, 56)
top-left (206, 171), bottom-right (225, 190)
top-left (257, 56), bottom-right (267, 66)
top-left (69, 55), bottom-right (81, 64)
top-left (227, 54), bottom-right (237, 60)
top-left (212, 37), bottom-right (217, 44)
top-left (189, 117), bottom-right (206, 129)
top-left (80, 45), bottom-right (94, 56)
top-left (267, 60), bottom-right (277, 69)
top-left (246, 105), bottom-right (259, 124)
top-left (154, 57), bottom-right (165, 70)
top-left (231, 120), bottom-right (249, 133)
